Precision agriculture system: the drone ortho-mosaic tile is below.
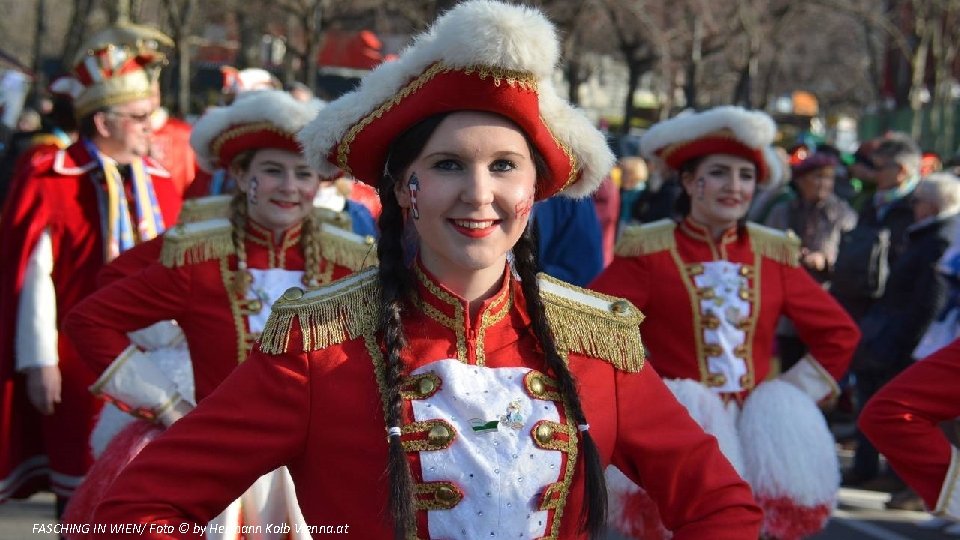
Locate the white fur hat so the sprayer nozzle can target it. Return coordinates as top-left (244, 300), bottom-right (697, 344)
top-left (640, 106), bottom-right (777, 180)
top-left (297, 0), bottom-right (614, 199)
top-left (190, 90), bottom-right (321, 172)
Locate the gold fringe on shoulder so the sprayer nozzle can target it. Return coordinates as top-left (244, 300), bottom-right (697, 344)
top-left (538, 273), bottom-right (646, 373)
top-left (614, 219), bottom-right (676, 257)
top-left (319, 225), bottom-right (378, 271)
top-left (746, 223), bottom-right (800, 267)
top-left (177, 195), bottom-right (232, 224)
top-left (259, 268), bottom-right (381, 354)
top-left (159, 219), bottom-right (235, 267)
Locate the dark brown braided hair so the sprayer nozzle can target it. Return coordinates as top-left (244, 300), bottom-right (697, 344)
top-left (377, 113), bottom-right (607, 539)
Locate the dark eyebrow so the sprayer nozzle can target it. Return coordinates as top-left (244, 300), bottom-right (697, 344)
top-left (422, 150), bottom-right (527, 160)
top-left (257, 160), bottom-right (286, 168)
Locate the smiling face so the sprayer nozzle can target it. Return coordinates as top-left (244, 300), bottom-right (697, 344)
top-left (681, 154), bottom-right (757, 232)
top-left (234, 148), bottom-right (320, 235)
top-left (395, 111), bottom-right (537, 283)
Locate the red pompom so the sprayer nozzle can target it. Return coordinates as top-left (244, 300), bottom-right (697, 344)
top-left (758, 495), bottom-right (831, 540)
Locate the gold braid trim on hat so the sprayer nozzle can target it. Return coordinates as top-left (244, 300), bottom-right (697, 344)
top-left (538, 273), bottom-right (646, 373)
top-left (614, 219), bottom-right (677, 257)
top-left (259, 268), bottom-right (380, 355)
top-left (745, 223), bottom-right (801, 267)
top-left (336, 62), bottom-right (540, 176)
top-left (210, 122), bottom-right (295, 167)
top-left (159, 219), bottom-right (235, 267)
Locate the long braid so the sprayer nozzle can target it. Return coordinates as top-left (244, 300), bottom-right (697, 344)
top-left (300, 212), bottom-right (323, 288)
top-left (228, 191), bottom-right (250, 298)
top-left (512, 230), bottom-right (608, 539)
top-left (377, 175), bottom-right (416, 539)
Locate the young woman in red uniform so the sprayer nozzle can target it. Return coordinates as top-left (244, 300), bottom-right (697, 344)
top-left (87, 2), bottom-right (761, 539)
top-left (859, 339), bottom-right (960, 523)
top-left (63, 90), bottom-right (373, 539)
top-left (591, 107), bottom-right (860, 539)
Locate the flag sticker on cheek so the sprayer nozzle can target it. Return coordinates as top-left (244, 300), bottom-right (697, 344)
top-left (408, 172), bottom-right (420, 220)
top-left (514, 193), bottom-right (534, 221)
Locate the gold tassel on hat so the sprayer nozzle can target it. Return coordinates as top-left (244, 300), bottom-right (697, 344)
top-left (614, 219), bottom-right (676, 258)
top-left (159, 219), bottom-right (235, 267)
top-left (745, 223), bottom-right (800, 267)
top-left (538, 274), bottom-right (646, 373)
top-left (259, 268), bottom-right (380, 355)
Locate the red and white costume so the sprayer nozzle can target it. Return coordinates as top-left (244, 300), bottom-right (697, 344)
top-left (592, 217), bottom-right (860, 539)
top-left (0, 141), bottom-right (180, 501)
top-left (64, 90), bottom-right (373, 539)
top-left (91, 263), bottom-right (761, 539)
top-left (859, 338), bottom-right (960, 519)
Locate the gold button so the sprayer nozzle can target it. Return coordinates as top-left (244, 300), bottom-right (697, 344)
top-left (528, 376), bottom-right (545, 395)
top-left (535, 424), bottom-right (555, 444)
top-left (428, 424), bottom-right (452, 446)
top-left (738, 290), bottom-right (750, 300)
top-left (248, 300), bottom-right (263, 312)
top-left (610, 300), bottom-right (631, 315)
top-left (436, 485), bottom-right (457, 502)
top-left (282, 287), bottom-right (305, 301)
top-left (418, 377), bottom-right (437, 395)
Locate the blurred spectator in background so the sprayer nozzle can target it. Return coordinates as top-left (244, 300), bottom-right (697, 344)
top-left (617, 156), bottom-right (647, 227)
top-left (765, 152), bottom-right (857, 370)
top-left (847, 173), bottom-right (960, 489)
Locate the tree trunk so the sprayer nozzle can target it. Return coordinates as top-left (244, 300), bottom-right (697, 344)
top-left (304, 2), bottom-right (323, 93)
top-left (621, 58), bottom-right (641, 135)
top-left (908, 3), bottom-right (930, 141)
top-left (683, 14), bottom-right (702, 109)
top-left (61, 0), bottom-right (93, 69)
top-left (565, 57), bottom-right (582, 106)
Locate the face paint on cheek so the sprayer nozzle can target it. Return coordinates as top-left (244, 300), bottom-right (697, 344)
top-left (247, 176), bottom-right (259, 205)
top-left (514, 193), bottom-right (534, 221)
top-left (407, 172), bottom-right (420, 220)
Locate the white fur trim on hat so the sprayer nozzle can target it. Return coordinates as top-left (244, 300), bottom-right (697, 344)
top-left (640, 106), bottom-right (776, 167)
top-left (298, 0), bottom-right (614, 198)
top-left (190, 90), bottom-right (321, 172)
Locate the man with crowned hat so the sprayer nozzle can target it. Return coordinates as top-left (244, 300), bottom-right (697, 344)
top-left (0, 25), bottom-right (181, 515)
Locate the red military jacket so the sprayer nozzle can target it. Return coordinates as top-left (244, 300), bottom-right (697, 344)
top-left (0, 141), bottom-right (181, 500)
top-left (859, 339), bottom-right (960, 518)
top-left (91, 263), bottom-right (761, 539)
top-left (65, 217), bottom-right (374, 403)
top-left (591, 218), bottom-right (859, 398)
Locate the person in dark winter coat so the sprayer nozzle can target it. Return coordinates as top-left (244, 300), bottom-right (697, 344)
top-left (848, 173), bottom-right (960, 485)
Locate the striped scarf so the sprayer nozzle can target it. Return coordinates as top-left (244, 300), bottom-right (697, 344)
top-left (84, 139), bottom-right (166, 261)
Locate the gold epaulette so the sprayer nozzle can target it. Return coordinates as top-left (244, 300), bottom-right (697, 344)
top-left (319, 223), bottom-right (378, 271)
top-left (614, 219), bottom-right (676, 257)
top-left (159, 218), bottom-right (235, 267)
top-left (538, 273), bottom-right (645, 372)
top-left (177, 195), bottom-right (232, 224)
top-left (260, 267), bottom-right (380, 354)
top-left (313, 207), bottom-right (353, 232)
top-left (746, 223), bottom-right (800, 267)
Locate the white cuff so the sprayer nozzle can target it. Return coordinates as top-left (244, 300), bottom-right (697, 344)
top-left (127, 320), bottom-right (186, 350)
top-left (90, 345), bottom-right (184, 423)
top-left (778, 355), bottom-right (840, 403)
top-left (15, 230), bottom-right (58, 371)
top-left (937, 446), bottom-right (960, 520)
